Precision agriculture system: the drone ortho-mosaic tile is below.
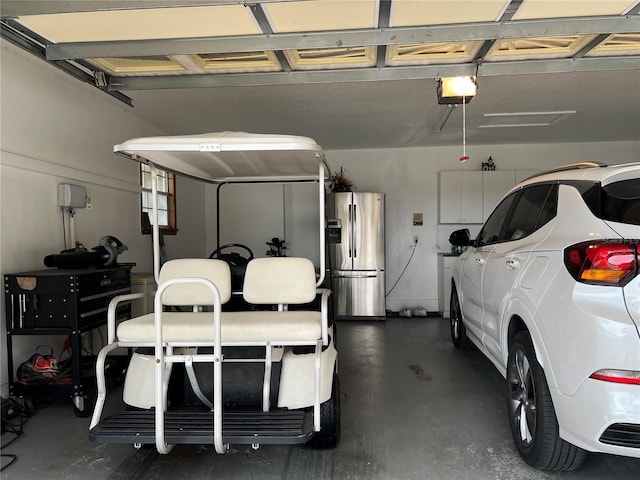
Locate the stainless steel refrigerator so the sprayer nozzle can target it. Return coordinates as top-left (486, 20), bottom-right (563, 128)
top-left (327, 192), bottom-right (385, 318)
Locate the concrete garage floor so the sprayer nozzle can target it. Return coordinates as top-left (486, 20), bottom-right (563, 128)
top-left (2, 318), bottom-right (639, 479)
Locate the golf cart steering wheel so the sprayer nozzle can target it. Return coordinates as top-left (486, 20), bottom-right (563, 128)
top-left (208, 243), bottom-right (254, 264)
top-left (208, 244), bottom-right (254, 292)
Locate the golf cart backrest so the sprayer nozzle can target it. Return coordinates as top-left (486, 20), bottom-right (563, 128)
top-left (159, 258), bottom-right (232, 306)
top-left (243, 257), bottom-right (317, 305)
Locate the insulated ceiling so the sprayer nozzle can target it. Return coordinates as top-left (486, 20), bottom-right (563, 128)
top-left (1, 0), bottom-right (639, 150)
top-left (1, 0), bottom-right (639, 100)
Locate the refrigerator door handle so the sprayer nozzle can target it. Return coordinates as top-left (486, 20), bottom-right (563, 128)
top-left (348, 204), bottom-right (353, 258)
top-left (352, 204), bottom-right (357, 258)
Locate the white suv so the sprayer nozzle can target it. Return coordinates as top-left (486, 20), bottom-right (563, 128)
top-left (449, 162), bottom-right (640, 471)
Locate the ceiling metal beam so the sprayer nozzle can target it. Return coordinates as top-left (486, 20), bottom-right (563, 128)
top-left (472, 0), bottom-right (526, 66)
top-left (107, 56), bottom-right (640, 91)
top-left (378, 0), bottom-right (392, 28)
top-left (627, 3), bottom-right (640, 15)
top-left (248, 2), bottom-right (291, 72)
top-left (500, 0), bottom-right (525, 21)
top-left (0, 19), bottom-right (133, 105)
top-left (45, 16), bottom-right (640, 61)
top-left (0, 0), bottom-right (306, 17)
top-left (573, 33), bottom-right (612, 58)
top-left (376, 0), bottom-right (392, 68)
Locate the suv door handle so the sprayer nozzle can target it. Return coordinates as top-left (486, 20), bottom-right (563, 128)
top-left (505, 258), bottom-right (520, 269)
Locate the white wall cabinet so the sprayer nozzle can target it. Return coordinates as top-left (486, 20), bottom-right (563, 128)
top-left (515, 169), bottom-right (539, 183)
top-left (482, 170), bottom-right (540, 220)
top-left (438, 171), bottom-right (483, 223)
top-left (440, 170), bottom-right (539, 224)
top-left (482, 171), bottom-right (515, 220)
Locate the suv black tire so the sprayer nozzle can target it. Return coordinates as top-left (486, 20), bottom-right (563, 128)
top-left (506, 331), bottom-right (587, 471)
top-left (450, 288), bottom-right (474, 350)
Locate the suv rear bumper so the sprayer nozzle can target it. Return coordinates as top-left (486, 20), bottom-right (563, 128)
top-left (552, 379), bottom-right (640, 457)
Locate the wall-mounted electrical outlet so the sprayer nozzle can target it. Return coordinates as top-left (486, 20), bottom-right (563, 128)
top-left (86, 196), bottom-right (93, 209)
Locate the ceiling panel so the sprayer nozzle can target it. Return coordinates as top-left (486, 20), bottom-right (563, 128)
top-left (87, 56), bottom-right (188, 76)
top-left (386, 41), bottom-right (483, 66)
top-left (512, 0), bottom-right (640, 20)
top-left (285, 46), bottom-right (377, 70)
top-left (586, 33), bottom-right (640, 56)
top-left (16, 5), bottom-right (261, 42)
top-left (485, 35), bottom-right (598, 61)
top-left (390, 0), bottom-right (510, 26)
top-left (263, 0), bottom-right (378, 32)
top-left (193, 51), bottom-right (282, 73)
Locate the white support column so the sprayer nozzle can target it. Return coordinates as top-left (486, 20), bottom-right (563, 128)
top-left (262, 343), bottom-right (272, 412)
top-left (317, 160), bottom-right (327, 287)
top-left (314, 339), bottom-right (322, 431)
top-left (150, 163), bottom-right (161, 284)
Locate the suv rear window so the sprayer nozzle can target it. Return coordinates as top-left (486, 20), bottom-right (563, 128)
top-left (602, 179), bottom-right (640, 226)
top-left (579, 179), bottom-right (640, 226)
top-left (503, 184), bottom-right (556, 241)
top-left (476, 184), bottom-right (557, 246)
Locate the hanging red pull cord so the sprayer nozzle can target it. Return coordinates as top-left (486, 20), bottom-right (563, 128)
top-left (460, 95), bottom-right (469, 162)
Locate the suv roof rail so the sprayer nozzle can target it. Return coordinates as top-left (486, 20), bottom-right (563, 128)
top-left (521, 162), bottom-right (608, 182)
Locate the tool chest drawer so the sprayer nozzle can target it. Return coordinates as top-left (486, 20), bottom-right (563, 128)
top-left (4, 265), bottom-right (132, 331)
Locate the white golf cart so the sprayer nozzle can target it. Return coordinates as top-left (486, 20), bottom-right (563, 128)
top-left (89, 132), bottom-right (339, 454)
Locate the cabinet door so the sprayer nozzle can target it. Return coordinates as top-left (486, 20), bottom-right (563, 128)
top-left (439, 171), bottom-right (483, 223)
top-left (482, 171), bottom-right (515, 221)
top-left (439, 172), bottom-right (462, 223)
top-left (460, 172), bottom-right (483, 223)
top-left (515, 170), bottom-right (539, 184)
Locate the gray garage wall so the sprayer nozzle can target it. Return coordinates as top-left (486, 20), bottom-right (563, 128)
top-left (207, 182), bottom-right (321, 264)
top-left (0, 40), bottom-right (206, 395)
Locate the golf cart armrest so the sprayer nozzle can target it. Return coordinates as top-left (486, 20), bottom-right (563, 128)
top-left (317, 288), bottom-right (332, 346)
top-left (107, 292), bottom-right (147, 344)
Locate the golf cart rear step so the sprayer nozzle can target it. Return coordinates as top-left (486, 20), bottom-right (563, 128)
top-left (90, 410), bottom-right (313, 445)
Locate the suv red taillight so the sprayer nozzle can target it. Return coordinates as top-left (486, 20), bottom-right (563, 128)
top-left (590, 369), bottom-right (640, 385)
top-left (564, 240), bottom-right (640, 286)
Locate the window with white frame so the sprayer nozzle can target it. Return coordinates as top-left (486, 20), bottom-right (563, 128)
top-left (140, 164), bottom-right (177, 234)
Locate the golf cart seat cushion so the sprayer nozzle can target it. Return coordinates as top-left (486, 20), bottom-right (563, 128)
top-left (116, 256), bottom-right (322, 344)
top-left (159, 258), bottom-right (232, 305)
top-left (243, 257), bottom-right (317, 305)
top-left (117, 311), bottom-right (321, 343)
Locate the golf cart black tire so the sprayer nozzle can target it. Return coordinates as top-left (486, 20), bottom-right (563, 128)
top-left (306, 373), bottom-right (340, 449)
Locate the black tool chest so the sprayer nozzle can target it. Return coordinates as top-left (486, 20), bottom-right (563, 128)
top-left (4, 265), bottom-right (133, 415)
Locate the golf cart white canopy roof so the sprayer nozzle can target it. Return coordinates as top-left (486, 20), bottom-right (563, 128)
top-left (114, 131), bottom-right (328, 183)
top-left (114, 131), bottom-right (329, 285)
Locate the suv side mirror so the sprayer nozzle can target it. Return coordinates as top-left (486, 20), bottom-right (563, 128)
top-left (449, 228), bottom-right (471, 246)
